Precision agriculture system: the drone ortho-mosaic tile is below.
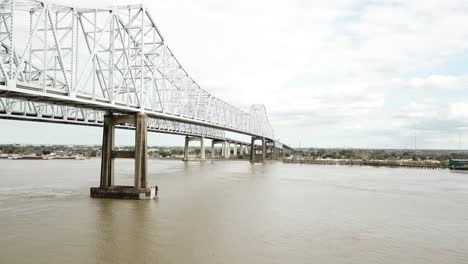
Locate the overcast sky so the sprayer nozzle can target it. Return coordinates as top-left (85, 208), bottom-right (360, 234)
top-left (2, 0), bottom-right (468, 149)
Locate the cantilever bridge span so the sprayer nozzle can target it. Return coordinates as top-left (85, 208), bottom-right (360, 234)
top-left (0, 0), bottom-right (291, 199)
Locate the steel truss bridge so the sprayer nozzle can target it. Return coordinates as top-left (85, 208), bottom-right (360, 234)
top-left (0, 0), bottom-right (293, 199)
top-left (0, 0), bottom-right (291, 147)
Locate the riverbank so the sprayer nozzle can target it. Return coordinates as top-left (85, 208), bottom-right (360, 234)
top-left (283, 158), bottom-right (449, 169)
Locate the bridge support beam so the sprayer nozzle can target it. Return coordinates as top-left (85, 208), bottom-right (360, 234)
top-left (91, 113), bottom-right (157, 200)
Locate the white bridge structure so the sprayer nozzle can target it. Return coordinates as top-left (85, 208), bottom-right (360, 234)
top-left (0, 0), bottom-right (291, 199)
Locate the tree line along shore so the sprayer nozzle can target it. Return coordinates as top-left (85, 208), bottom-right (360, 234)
top-left (2, 145), bottom-right (468, 169)
top-left (285, 148), bottom-right (468, 169)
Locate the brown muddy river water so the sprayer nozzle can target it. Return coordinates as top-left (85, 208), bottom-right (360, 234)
top-left (0, 159), bottom-right (467, 263)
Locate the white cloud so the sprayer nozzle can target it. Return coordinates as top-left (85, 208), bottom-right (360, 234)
top-left (408, 75), bottom-right (468, 90)
top-left (449, 101), bottom-right (468, 119)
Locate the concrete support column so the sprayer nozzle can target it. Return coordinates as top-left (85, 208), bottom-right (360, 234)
top-left (262, 137), bottom-right (267, 162)
top-left (233, 144), bottom-right (238, 157)
top-left (100, 113), bottom-right (115, 188)
top-left (250, 137), bottom-right (255, 163)
top-left (134, 114), bottom-right (148, 189)
top-left (183, 136), bottom-right (190, 161)
top-left (200, 136), bottom-right (205, 160)
top-left (226, 142), bottom-right (231, 159)
top-left (211, 141), bottom-right (215, 159)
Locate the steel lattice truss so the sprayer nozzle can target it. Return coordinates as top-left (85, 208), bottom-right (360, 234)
top-left (0, 97), bottom-right (226, 139)
top-left (0, 0), bottom-right (275, 140)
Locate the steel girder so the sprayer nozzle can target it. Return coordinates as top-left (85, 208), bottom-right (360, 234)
top-left (0, 0), bottom-right (275, 140)
top-left (0, 97), bottom-right (226, 139)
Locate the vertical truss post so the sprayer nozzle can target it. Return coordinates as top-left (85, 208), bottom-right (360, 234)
top-left (42, 6), bottom-right (47, 91)
top-left (8, 0), bottom-right (14, 81)
top-left (139, 8), bottom-right (144, 109)
top-left (109, 11), bottom-right (115, 103)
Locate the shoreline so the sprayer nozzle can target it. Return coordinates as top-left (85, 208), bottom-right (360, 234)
top-left (282, 159), bottom-right (450, 169)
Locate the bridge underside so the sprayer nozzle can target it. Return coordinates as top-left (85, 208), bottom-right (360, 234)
top-left (1, 106), bottom-right (287, 199)
top-left (86, 112), bottom-right (285, 200)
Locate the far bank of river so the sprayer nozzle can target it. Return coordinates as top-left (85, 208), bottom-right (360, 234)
top-left (283, 158), bottom-right (451, 169)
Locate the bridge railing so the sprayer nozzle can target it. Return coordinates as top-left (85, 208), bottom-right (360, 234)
top-left (0, 0), bottom-right (275, 139)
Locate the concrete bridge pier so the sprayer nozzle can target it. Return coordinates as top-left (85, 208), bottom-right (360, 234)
top-left (183, 136), bottom-right (190, 161)
top-left (224, 141), bottom-right (231, 159)
top-left (211, 140), bottom-right (225, 159)
top-left (250, 136), bottom-right (267, 163)
top-left (200, 136), bottom-right (206, 160)
top-left (221, 141), bottom-right (225, 158)
top-left (91, 113), bottom-right (157, 200)
top-left (239, 144), bottom-right (244, 156)
top-left (211, 140), bottom-right (215, 159)
top-left (233, 144), bottom-right (238, 157)
top-left (183, 136), bottom-right (206, 161)
top-left (272, 147), bottom-right (278, 160)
